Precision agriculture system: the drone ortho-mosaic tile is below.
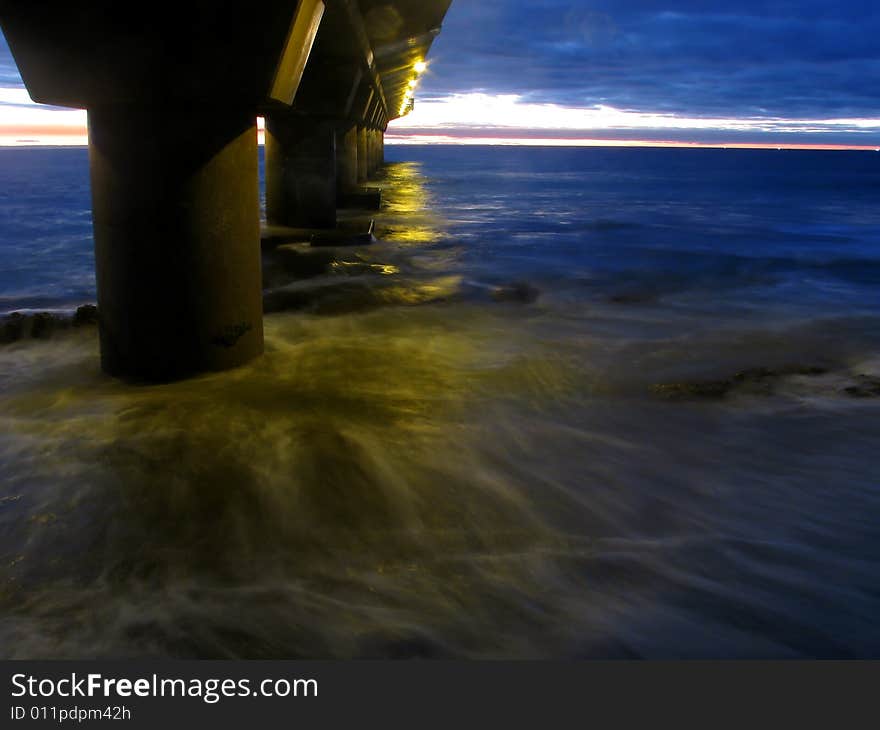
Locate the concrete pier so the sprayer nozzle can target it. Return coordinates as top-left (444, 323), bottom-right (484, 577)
top-left (1, 0), bottom-right (453, 379)
top-left (89, 106), bottom-right (264, 380)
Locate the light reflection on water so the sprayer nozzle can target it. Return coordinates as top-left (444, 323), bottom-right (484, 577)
top-left (0, 152), bottom-right (879, 658)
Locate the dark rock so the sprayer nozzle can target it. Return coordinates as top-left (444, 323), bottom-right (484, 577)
top-left (263, 247), bottom-right (335, 286)
top-left (652, 380), bottom-right (733, 400)
top-left (73, 304), bottom-right (99, 326)
top-left (653, 364), bottom-right (830, 400)
top-left (2, 307), bottom-right (94, 344)
top-left (31, 312), bottom-right (61, 339)
top-left (732, 367), bottom-right (777, 381)
top-left (310, 218), bottom-right (376, 247)
top-left (260, 232), bottom-right (309, 251)
top-left (732, 365), bottom-right (828, 381)
top-left (491, 281), bottom-right (541, 304)
top-left (263, 288), bottom-right (315, 314)
top-left (843, 375), bottom-right (880, 398)
top-left (1, 312), bottom-right (26, 343)
top-left (264, 281), bottom-right (381, 315)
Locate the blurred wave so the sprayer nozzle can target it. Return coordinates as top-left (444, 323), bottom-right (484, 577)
top-left (0, 146), bottom-right (879, 658)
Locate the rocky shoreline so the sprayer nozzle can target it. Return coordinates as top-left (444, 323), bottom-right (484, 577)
top-left (1, 304), bottom-right (98, 344)
top-left (653, 365), bottom-right (880, 400)
top-left (4, 304), bottom-right (878, 401)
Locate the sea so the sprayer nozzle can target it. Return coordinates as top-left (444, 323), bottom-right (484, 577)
top-left (0, 144), bottom-right (878, 658)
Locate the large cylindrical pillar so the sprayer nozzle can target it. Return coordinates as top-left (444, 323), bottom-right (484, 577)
top-left (265, 115), bottom-right (337, 229)
top-left (335, 123), bottom-right (358, 201)
top-left (88, 106), bottom-right (264, 381)
top-left (357, 125), bottom-right (368, 182)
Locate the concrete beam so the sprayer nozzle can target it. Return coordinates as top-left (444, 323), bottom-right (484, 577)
top-left (342, 66), bottom-right (365, 118)
top-left (336, 0), bottom-right (389, 117)
top-left (88, 106), bottom-right (264, 380)
top-left (268, 0), bottom-right (326, 105)
top-left (354, 85), bottom-right (375, 126)
top-left (0, 1), bottom-right (323, 108)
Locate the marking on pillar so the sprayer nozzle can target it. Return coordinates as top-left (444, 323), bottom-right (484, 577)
top-left (211, 322), bottom-right (253, 349)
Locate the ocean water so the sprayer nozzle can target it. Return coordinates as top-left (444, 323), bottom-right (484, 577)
top-left (0, 145), bottom-right (879, 658)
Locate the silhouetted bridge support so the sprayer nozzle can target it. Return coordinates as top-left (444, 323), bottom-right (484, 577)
top-left (0, 0), bottom-right (450, 380)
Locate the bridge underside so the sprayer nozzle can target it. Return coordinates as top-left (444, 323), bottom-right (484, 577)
top-left (0, 0), bottom-right (451, 380)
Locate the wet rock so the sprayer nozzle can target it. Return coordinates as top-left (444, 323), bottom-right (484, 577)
top-left (264, 281), bottom-right (381, 315)
top-left (1, 307), bottom-right (95, 344)
top-left (843, 375), bottom-right (880, 398)
top-left (263, 246), bottom-right (335, 286)
top-left (73, 304), bottom-right (99, 326)
top-left (1, 312), bottom-right (26, 343)
top-left (652, 380), bottom-right (732, 400)
top-left (732, 365), bottom-right (828, 381)
top-left (31, 312), bottom-right (64, 339)
top-left (263, 288), bottom-right (315, 314)
top-left (491, 281), bottom-right (540, 304)
top-left (653, 364), bottom-right (830, 400)
top-left (1, 311), bottom-right (68, 342)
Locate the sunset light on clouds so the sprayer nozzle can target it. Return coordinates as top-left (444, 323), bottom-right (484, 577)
top-left (2, 1), bottom-right (880, 149)
top-left (386, 92), bottom-right (880, 149)
top-left (2, 85), bottom-right (878, 150)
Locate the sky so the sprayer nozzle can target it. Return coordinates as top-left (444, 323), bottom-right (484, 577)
top-left (2, 1), bottom-right (880, 148)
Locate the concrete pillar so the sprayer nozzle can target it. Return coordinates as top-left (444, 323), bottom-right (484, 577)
top-left (335, 123), bottom-right (358, 200)
top-left (88, 105), bottom-right (263, 381)
top-left (373, 130), bottom-right (383, 173)
top-left (357, 125), bottom-right (368, 183)
top-left (265, 115), bottom-right (336, 229)
top-left (367, 129), bottom-right (379, 178)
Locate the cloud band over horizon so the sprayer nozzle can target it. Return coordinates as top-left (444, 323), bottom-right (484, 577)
top-left (2, 1), bottom-right (879, 148)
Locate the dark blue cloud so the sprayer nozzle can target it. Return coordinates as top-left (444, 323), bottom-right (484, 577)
top-left (423, 0), bottom-right (880, 120)
top-left (2, 2), bottom-right (879, 132)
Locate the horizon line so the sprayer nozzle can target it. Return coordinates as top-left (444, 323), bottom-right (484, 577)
top-left (1, 139), bottom-right (878, 152)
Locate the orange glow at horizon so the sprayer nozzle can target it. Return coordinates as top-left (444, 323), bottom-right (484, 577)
top-left (0, 103), bottom-right (877, 151)
top-left (2, 126), bottom-right (877, 151)
top-left (383, 132), bottom-right (880, 151)
top-left (0, 118), bottom-right (269, 147)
